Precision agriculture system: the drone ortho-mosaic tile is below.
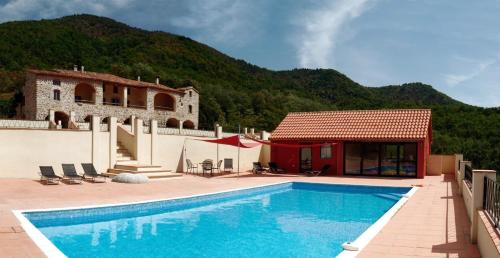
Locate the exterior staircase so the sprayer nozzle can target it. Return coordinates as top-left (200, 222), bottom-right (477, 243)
top-left (106, 141), bottom-right (182, 180)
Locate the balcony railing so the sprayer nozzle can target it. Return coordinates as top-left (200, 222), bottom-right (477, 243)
top-left (483, 177), bottom-right (500, 227)
top-left (75, 122), bottom-right (90, 130)
top-left (154, 105), bottom-right (174, 111)
top-left (75, 99), bottom-right (95, 105)
top-left (128, 104), bottom-right (147, 109)
top-left (0, 119), bottom-right (50, 129)
top-left (157, 127), bottom-right (215, 137)
top-left (464, 164), bottom-right (473, 189)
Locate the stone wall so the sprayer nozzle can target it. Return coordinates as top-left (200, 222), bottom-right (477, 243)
top-left (23, 73), bottom-right (200, 128)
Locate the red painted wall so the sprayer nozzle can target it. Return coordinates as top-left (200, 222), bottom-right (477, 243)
top-left (270, 141), bottom-right (340, 175)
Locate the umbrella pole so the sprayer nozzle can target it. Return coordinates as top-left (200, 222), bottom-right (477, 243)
top-left (237, 124), bottom-right (240, 177)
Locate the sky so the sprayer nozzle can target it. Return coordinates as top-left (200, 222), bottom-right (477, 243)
top-left (0, 0), bottom-right (499, 107)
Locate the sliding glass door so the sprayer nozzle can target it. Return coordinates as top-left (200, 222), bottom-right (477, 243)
top-left (362, 143), bottom-right (379, 175)
top-left (344, 142), bottom-right (417, 177)
top-left (380, 144), bottom-right (398, 176)
top-left (399, 143), bottom-right (417, 177)
top-left (344, 143), bottom-right (362, 175)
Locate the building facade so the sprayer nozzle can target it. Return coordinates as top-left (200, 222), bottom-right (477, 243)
top-left (22, 67), bottom-right (199, 128)
top-left (270, 109), bottom-right (432, 178)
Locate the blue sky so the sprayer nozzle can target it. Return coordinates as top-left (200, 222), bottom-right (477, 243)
top-left (1, 0), bottom-right (499, 107)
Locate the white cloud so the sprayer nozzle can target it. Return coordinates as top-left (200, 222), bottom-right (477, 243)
top-left (168, 0), bottom-right (265, 46)
top-left (444, 58), bottom-right (497, 87)
top-left (0, 0), bottom-right (133, 22)
top-left (294, 0), bottom-right (375, 68)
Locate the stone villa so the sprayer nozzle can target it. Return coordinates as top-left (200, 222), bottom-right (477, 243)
top-left (22, 66), bottom-right (199, 129)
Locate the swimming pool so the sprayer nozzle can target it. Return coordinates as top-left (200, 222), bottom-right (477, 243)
top-left (17, 182), bottom-right (414, 258)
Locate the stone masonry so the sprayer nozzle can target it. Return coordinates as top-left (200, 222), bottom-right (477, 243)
top-left (22, 69), bottom-right (199, 128)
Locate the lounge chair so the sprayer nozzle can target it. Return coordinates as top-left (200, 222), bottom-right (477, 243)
top-left (186, 159), bottom-right (198, 174)
top-left (61, 164), bottom-right (83, 184)
top-left (39, 166), bottom-right (61, 185)
top-left (224, 158), bottom-right (233, 173)
top-left (213, 160), bottom-right (223, 174)
top-left (268, 162), bottom-right (285, 173)
top-left (81, 163), bottom-right (107, 183)
top-left (305, 164), bottom-right (331, 177)
top-left (252, 162), bottom-right (267, 174)
top-left (202, 159), bottom-right (213, 176)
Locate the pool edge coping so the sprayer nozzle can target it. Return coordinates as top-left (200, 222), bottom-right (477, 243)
top-left (336, 186), bottom-right (419, 258)
top-left (12, 180), bottom-right (416, 258)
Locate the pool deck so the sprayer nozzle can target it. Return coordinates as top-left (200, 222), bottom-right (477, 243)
top-left (0, 173), bottom-right (479, 258)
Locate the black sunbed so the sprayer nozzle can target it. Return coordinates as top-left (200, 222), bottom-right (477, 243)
top-left (305, 164), bottom-right (331, 177)
top-left (81, 163), bottom-right (107, 183)
top-left (252, 162), bottom-right (267, 174)
top-left (268, 162), bottom-right (285, 173)
top-left (61, 164), bottom-right (83, 184)
top-left (39, 166), bottom-right (61, 185)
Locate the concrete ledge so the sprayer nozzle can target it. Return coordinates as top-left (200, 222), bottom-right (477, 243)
top-left (478, 211), bottom-right (500, 258)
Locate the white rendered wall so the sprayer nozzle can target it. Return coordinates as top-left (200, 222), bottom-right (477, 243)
top-left (0, 129), bottom-right (92, 178)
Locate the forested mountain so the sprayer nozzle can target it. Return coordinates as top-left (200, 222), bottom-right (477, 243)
top-left (0, 14), bottom-right (498, 171)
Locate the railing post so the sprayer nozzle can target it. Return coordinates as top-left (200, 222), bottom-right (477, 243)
top-left (109, 117), bottom-right (117, 168)
top-left (135, 118), bottom-right (144, 163)
top-left (471, 169), bottom-right (497, 243)
top-left (130, 115), bottom-right (136, 134)
top-left (151, 120), bottom-right (158, 165)
top-left (91, 115), bottom-right (101, 168)
top-left (458, 161), bottom-right (471, 195)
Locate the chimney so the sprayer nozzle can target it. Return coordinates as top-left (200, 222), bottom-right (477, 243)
top-left (81, 66), bottom-right (85, 73)
top-left (155, 76), bottom-right (160, 85)
top-left (137, 76), bottom-right (141, 82)
top-left (73, 65), bottom-right (78, 71)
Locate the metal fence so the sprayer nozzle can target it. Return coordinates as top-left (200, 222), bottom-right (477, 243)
top-left (483, 177), bottom-right (500, 227)
top-left (464, 164), bottom-right (473, 189)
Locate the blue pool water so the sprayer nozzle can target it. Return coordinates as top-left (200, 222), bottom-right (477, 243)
top-left (24, 182), bottom-right (411, 258)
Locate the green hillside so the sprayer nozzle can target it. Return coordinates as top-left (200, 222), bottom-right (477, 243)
top-left (0, 14), bottom-right (498, 171)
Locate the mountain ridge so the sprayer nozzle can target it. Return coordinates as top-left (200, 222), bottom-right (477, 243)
top-left (0, 14), bottom-right (498, 171)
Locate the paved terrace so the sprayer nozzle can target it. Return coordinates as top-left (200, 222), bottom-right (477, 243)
top-left (0, 174), bottom-right (479, 258)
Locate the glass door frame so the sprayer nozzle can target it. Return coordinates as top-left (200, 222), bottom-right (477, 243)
top-left (299, 147), bottom-right (312, 172)
top-left (343, 142), bottom-right (418, 178)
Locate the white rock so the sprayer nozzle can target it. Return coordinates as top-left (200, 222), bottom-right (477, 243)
top-left (112, 173), bottom-right (149, 184)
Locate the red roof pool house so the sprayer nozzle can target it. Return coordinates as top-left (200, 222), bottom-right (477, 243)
top-left (270, 109), bottom-right (432, 178)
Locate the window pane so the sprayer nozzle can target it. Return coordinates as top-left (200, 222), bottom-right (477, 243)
top-left (362, 143), bottom-right (379, 175)
top-left (345, 143), bottom-right (361, 175)
top-left (381, 144), bottom-right (398, 176)
top-left (399, 143), bottom-right (417, 177)
top-left (300, 148), bottom-right (312, 171)
top-left (320, 144), bottom-right (332, 159)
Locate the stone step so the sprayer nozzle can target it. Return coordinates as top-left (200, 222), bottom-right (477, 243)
top-left (116, 156), bottom-right (133, 161)
top-left (116, 152), bottom-right (132, 158)
top-left (115, 160), bottom-right (140, 166)
top-left (106, 170), bottom-right (181, 180)
top-left (114, 164), bottom-right (163, 172)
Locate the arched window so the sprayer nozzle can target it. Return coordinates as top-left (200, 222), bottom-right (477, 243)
top-left (183, 120), bottom-right (195, 129)
top-left (54, 111), bottom-right (69, 128)
top-left (75, 83), bottom-right (96, 104)
top-left (166, 118), bottom-right (179, 128)
top-left (188, 105), bottom-right (193, 114)
top-left (53, 89), bottom-right (60, 101)
top-left (154, 93), bottom-right (175, 111)
top-left (84, 115), bottom-right (92, 123)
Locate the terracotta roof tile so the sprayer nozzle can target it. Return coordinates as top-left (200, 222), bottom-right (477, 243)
top-left (270, 109), bottom-right (431, 141)
top-left (27, 69), bottom-right (185, 94)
